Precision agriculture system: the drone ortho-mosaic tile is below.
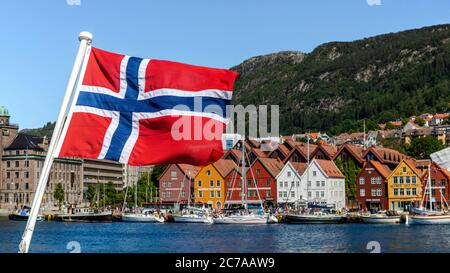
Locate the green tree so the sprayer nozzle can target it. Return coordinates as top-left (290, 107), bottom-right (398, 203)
top-left (334, 157), bottom-right (361, 204)
top-left (405, 136), bottom-right (445, 159)
top-left (415, 117), bottom-right (426, 127)
top-left (86, 184), bottom-right (97, 207)
top-left (53, 183), bottom-right (65, 210)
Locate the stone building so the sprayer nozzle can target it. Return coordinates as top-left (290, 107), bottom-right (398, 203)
top-left (0, 133), bottom-right (83, 210)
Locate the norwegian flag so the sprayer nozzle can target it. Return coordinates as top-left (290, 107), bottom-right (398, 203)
top-left (56, 47), bottom-right (239, 166)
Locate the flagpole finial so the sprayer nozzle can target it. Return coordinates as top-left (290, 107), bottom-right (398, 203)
top-left (79, 31), bottom-right (93, 43)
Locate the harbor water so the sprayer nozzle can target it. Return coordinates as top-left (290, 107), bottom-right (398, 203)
top-left (1, 217), bottom-right (450, 253)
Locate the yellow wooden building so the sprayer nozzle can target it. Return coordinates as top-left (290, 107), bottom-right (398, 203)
top-left (194, 159), bottom-right (235, 209)
top-left (387, 159), bottom-right (423, 211)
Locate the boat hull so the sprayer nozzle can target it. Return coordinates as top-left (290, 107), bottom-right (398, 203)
top-left (55, 212), bottom-right (113, 223)
top-left (8, 214), bottom-right (45, 221)
top-left (361, 215), bottom-right (400, 224)
top-left (121, 214), bottom-right (164, 223)
top-left (406, 214), bottom-right (450, 225)
top-left (284, 214), bottom-right (345, 224)
top-left (173, 215), bottom-right (212, 223)
top-left (212, 215), bottom-right (268, 224)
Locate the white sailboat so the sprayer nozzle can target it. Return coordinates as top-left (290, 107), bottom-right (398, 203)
top-left (212, 140), bottom-right (269, 224)
top-left (121, 166), bottom-right (164, 223)
top-left (406, 163), bottom-right (450, 225)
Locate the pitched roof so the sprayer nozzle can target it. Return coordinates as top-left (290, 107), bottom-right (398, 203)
top-left (434, 113), bottom-right (449, 119)
top-left (316, 143), bottom-right (338, 158)
top-left (223, 149), bottom-right (243, 162)
top-left (5, 133), bottom-right (44, 151)
top-left (250, 147), bottom-right (268, 158)
top-left (290, 162), bottom-right (309, 176)
top-left (177, 164), bottom-right (201, 179)
top-left (368, 160), bottom-right (391, 179)
top-left (212, 159), bottom-right (236, 177)
top-left (255, 157), bottom-right (284, 178)
top-left (403, 159), bottom-right (424, 177)
top-left (363, 146), bottom-right (409, 164)
top-left (333, 144), bottom-right (364, 163)
top-left (315, 159), bottom-right (345, 178)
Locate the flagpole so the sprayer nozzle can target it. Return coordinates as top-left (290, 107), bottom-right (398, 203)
top-left (18, 31), bottom-right (93, 253)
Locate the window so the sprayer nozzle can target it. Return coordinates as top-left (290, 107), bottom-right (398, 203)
top-left (412, 176), bottom-right (416, 184)
top-left (371, 189), bottom-right (377, 196)
top-left (412, 188), bottom-right (417, 195)
top-left (266, 190), bottom-right (271, 197)
top-left (287, 171), bottom-right (291, 177)
top-left (279, 192), bottom-right (283, 198)
top-left (216, 180), bottom-right (220, 187)
top-left (316, 181), bottom-right (320, 187)
top-left (198, 180), bottom-right (202, 187)
top-left (6, 161), bottom-right (10, 168)
top-left (15, 161), bottom-right (19, 167)
top-left (256, 169), bottom-right (261, 175)
top-left (321, 181), bottom-right (325, 187)
top-left (7, 172), bottom-right (10, 179)
top-left (399, 177), bottom-right (404, 184)
top-left (308, 191), bottom-right (311, 198)
top-left (290, 191), bottom-right (294, 197)
top-left (321, 191), bottom-right (325, 198)
top-left (399, 189), bottom-right (405, 196)
top-left (440, 179), bottom-right (446, 186)
top-left (406, 188), bottom-right (411, 196)
top-left (181, 191), bottom-right (186, 197)
top-left (279, 182), bottom-right (283, 188)
top-left (313, 171), bottom-right (317, 177)
top-left (227, 181), bottom-right (232, 187)
top-left (216, 191), bottom-right (221, 198)
top-left (406, 176), bottom-right (411, 184)
top-left (402, 167), bottom-right (407, 173)
top-left (25, 172), bottom-right (29, 179)
top-left (210, 191), bottom-right (214, 198)
top-left (25, 183), bottom-right (29, 190)
top-left (377, 189), bottom-right (382, 196)
top-left (206, 170), bottom-right (211, 176)
top-left (315, 191), bottom-right (319, 198)
top-left (360, 189), bottom-right (365, 197)
top-left (296, 181), bottom-right (300, 187)
top-left (15, 172), bottom-right (19, 179)
top-left (431, 179), bottom-right (436, 185)
top-left (266, 179), bottom-right (270, 186)
top-left (359, 177), bottom-right (365, 185)
top-left (198, 191), bottom-right (203, 198)
top-left (291, 181), bottom-right (294, 187)
top-left (284, 181), bottom-right (288, 187)
top-left (394, 189), bottom-right (399, 196)
top-left (283, 192), bottom-right (287, 198)
top-left (210, 180), bottom-right (214, 187)
top-left (170, 171), bottom-right (177, 178)
top-left (394, 176), bottom-right (398, 184)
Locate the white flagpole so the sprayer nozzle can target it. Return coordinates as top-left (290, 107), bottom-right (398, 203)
top-left (18, 31), bottom-right (93, 253)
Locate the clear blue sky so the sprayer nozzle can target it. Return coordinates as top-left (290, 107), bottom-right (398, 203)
top-left (0, 0), bottom-right (449, 129)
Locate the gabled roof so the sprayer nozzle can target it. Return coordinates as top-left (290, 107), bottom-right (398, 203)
top-left (290, 162), bottom-right (309, 176)
top-left (253, 157), bottom-right (284, 178)
top-left (5, 133), bottom-right (44, 151)
top-left (177, 164), bottom-right (201, 179)
top-left (212, 159), bottom-right (236, 178)
top-left (332, 144), bottom-right (364, 163)
top-left (363, 145), bottom-right (409, 164)
top-left (223, 149), bottom-right (242, 162)
top-left (268, 143), bottom-right (290, 158)
top-left (388, 159), bottom-right (423, 179)
top-left (313, 143), bottom-right (338, 159)
top-left (249, 147), bottom-right (268, 158)
top-left (367, 160), bottom-right (391, 179)
top-left (315, 159), bottom-right (345, 179)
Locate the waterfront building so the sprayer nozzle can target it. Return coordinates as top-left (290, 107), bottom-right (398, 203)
top-left (158, 164), bottom-right (200, 205)
top-left (268, 143), bottom-right (290, 162)
top-left (223, 167), bottom-right (242, 206)
top-left (0, 133), bottom-right (83, 210)
top-left (356, 160), bottom-right (391, 211)
top-left (332, 144), bottom-right (365, 168)
top-left (362, 146), bottom-right (409, 170)
top-left (276, 161), bottom-right (308, 206)
top-left (245, 157), bottom-right (283, 208)
top-left (301, 159), bottom-right (346, 209)
top-left (416, 160), bottom-right (450, 209)
top-left (82, 159), bottom-right (124, 192)
top-left (387, 159), bottom-right (423, 211)
top-left (194, 159), bottom-right (235, 209)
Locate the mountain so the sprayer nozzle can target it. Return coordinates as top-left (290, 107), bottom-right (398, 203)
top-left (21, 122), bottom-right (55, 138)
top-left (231, 24), bottom-right (450, 135)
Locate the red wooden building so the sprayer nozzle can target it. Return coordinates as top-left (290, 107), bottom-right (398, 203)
top-left (158, 164), bottom-right (200, 204)
top-left (417, 161), bottom-right (450, 209)
top-left (356, 160), bottom-right (391, 211)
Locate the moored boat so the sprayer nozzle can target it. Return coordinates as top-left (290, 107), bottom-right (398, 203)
top-left (212, 213), bottom-right (268, 224)
top-left (55, 210), bottom-right (113, 222)
top-left (406, 213), bottom-right (450, 225)
top-left (8, 206), bottom-right (45, 222)
top-left (361, 213), bottom-right (401, 224)
top-left (173, 207), bottom-right (212, 223)
top-left (284, 213), bottom-right (345, 224)
top-left (121, 212), bottom-right (164, 223)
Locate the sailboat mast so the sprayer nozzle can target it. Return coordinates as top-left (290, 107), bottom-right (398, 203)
top-left (241, 139), bottom-right (246, 209)
top-left (134, 167), bottom-right (138, 209)
top-left (428, 163), bottom-right (432, 211)
top-left (307, 133), bottom-right (310, 206)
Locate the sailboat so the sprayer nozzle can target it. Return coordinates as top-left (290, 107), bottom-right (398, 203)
top-left (284, 133), bottom-right (345, 224)
top-left (212, 139), bottom-right (270, 224)
top-left (121, 166), bottom-right (164, 223)
top-left (406, 164), bottom-right (450, 225)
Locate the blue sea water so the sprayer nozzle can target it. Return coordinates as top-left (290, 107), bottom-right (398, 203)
top-left (1, 217), bottom-right (450, 253)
